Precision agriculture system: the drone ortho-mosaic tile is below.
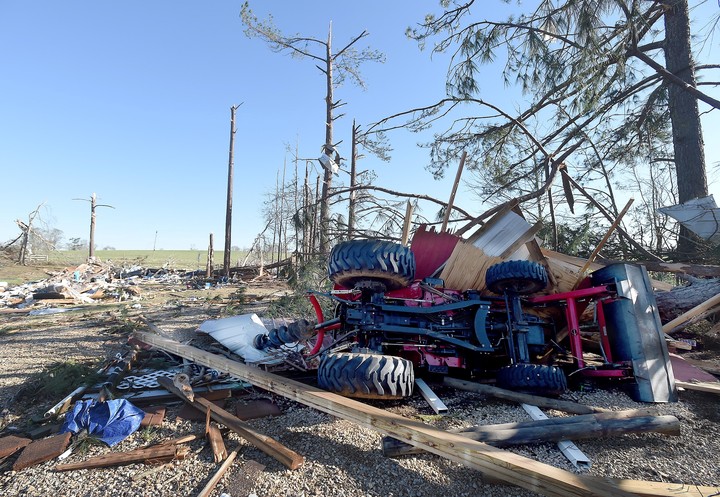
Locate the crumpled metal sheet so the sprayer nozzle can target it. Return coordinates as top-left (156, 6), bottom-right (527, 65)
top-left (659, 195), bottom-right (720, 244)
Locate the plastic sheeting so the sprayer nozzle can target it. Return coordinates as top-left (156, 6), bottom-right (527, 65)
top-left (197, 314), bottom-right (301, 365)
top-left (60, 399), bottom-right (145, 446)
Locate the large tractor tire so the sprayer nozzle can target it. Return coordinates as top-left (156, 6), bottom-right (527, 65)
top-left (496, 363), bottom-right (568, 396)
top-left (486, 260), bottom-right (548, 295)
top-left (317, 352), bottom-right (414, 399)
top-left (328, 239), bottom-right (415, 290)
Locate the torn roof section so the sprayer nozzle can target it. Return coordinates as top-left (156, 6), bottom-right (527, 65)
top-left (659, 195), bottom-right (720, 244)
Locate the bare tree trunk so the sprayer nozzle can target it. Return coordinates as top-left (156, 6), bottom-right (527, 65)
top-left (89, 193), bottom-right (97, 259)
top-left (303, 161), bottom-right (310, 261)
top-left (664, 0), bottom-right (708, 260)
top-left (224, 105), bottom-right (239, 278)
top-left (206, 233), bottom-right (214, 278)
top-left (313, 176), bottom-right (321, 253)
top-left (348, 120), bottom-right (357, 238)
top-left (281, 156), bottom-right (288, 263)
top-left (19, 229), bottom-right (29, 265)
top-left (319, 22), bottom-right (334, 254)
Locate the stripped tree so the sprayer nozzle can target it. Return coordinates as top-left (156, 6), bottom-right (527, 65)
top-left (240, 2), bottom-right (384, 254)
top-left (376, 0), bottom-right (718, 260)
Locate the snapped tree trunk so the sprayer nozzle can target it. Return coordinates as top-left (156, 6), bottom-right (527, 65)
top-left (319, 23), bottom-right (334, 254)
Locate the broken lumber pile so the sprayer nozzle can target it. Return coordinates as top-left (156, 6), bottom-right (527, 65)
top-left (134, 329), bottom-right (685, 497)
top-left (156, 376), bottom-right (304, 470)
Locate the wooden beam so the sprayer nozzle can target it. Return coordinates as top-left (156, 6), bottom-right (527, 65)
top-left (441, 151), bottom-right (467, 233)
top-left (134, 331), bottom-right (635, 497)
top-left (662, 292), bottom-right (720, 335)
top-left (675, 380), bottom-right (720, 394)
top-left (157, 376), bottom-right (304, 470)
top-left (382, 411), bottom-right (678, 457)
top-left (573, 198), bottom-right (634, 288)
top-left (587, 478), bottom-right (720, 497)
top-left (56, 444), bottom-right (189, 471)
top-left (400, 200), bottom-right (414, 246)
top-left (443, 377), bottom-right (607, 415)
top-left (197, 450), bottom-right (238, 497)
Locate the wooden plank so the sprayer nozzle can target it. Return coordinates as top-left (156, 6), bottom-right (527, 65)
top-left (588, 478), bottom-right (720, 497)
top-left (441, 151), bottom-right (467, 233)
top-left (444, 377), bottom-right (606, 415)
top-left (662, 292), bottom-right (720, 334)
top-left (56, 444), bottom-right (188, 471)
top-left (572, 198), bottom-right (634, 288)
top-left (675, 380), bottom-right (720, 394)
top-left (134, 331), bottom-right (634, 497)
top-left (156, 376), bottom-right (304, 470)
top-left (400, 200), bottom-right (414, 246)
top-left (197, 449), bottom-right (238, 497)
top-left (382, 412), bottom-right (680, 457)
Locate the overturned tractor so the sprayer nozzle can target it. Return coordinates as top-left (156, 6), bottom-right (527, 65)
top-left (256, 239), bottom-right (677, 403)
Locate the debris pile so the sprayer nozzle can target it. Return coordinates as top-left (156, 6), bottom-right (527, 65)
top-left (2, 207), bottom-right (720, 496)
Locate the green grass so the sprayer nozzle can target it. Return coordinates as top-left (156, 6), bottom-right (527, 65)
top-left (48, 249), bottom-right (249, 270)
top-left (0, 249), bottom-right (250, 285)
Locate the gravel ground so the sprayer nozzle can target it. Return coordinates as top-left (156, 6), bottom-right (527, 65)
top-left (1, 292), bottom-right (719, 497)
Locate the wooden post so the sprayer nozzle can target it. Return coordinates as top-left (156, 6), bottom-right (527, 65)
top-left (196, 450), bottom-right (238, 497)
top-left (224, 105), bottom-right (240, 279)
top-left (206, 233), bottom-right (214, 278)
top-left (89, 193), bottom-right (96, 258)
top-left (441, 151), bottom-right (467, 233)
top-left (400, 201), bottom-right (414, 246)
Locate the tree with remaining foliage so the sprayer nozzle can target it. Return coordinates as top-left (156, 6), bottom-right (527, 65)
top-left (240, 2), bottom-right (384, 253)
top-left (383, 0), bottom-right (718, 260)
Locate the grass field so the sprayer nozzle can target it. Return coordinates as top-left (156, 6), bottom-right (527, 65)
top-left (0, 249), bottom-right (250, 286)
top-left (54, 249), bottom-right (249, 269)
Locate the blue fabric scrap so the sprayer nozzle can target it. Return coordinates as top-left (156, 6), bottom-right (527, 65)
top-left (60, 399), bottom-right (145, 446)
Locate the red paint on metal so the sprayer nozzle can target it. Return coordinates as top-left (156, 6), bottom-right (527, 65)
top-left (410, 224), bottom-right (462, 280)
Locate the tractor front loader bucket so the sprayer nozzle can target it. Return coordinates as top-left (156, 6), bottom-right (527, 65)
top-left (591, 264), bottom-right (678, 402)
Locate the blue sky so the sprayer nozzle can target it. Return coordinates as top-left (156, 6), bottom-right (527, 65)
top-left (1, 1), bottom-right (718, 251)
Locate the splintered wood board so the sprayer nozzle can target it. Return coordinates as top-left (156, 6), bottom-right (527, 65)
top-left (134, 331), bottom-right (639, 497)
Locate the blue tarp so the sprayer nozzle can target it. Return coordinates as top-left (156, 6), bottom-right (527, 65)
top-left (60, 399), bottom-right (145, 446)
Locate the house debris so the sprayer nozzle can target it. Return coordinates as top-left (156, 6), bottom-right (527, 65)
top-left (2, 203), bottom-right (720, 497)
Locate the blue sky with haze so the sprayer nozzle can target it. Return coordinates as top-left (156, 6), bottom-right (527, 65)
top-left (1, 1), bottom-right (718, 250)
